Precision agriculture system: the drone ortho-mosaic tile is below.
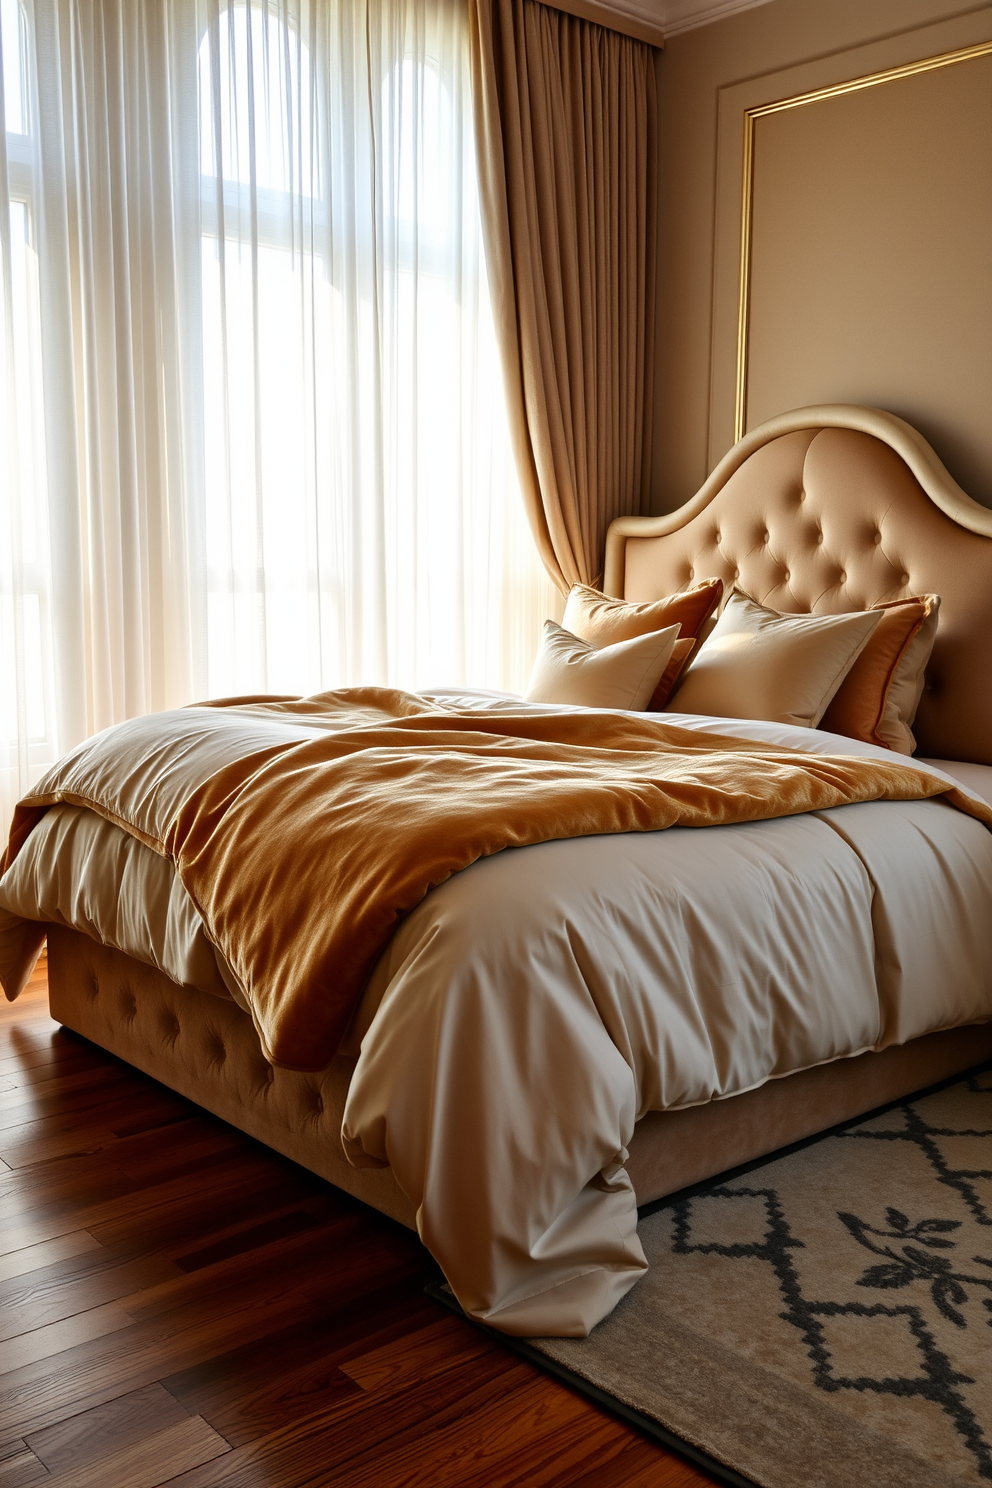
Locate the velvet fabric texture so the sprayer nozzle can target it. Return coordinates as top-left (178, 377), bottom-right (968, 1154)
top-left (562, 579), bottom-right (723, 708)
top-left (469, 0), bottom-right (658, 590)
top-left (562, 579), bottom-right (723, 648)
top-left (5, 689), bottom-right (989, 1070)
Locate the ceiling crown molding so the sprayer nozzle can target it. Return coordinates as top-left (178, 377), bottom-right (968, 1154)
top-left (659, 0), bottom-right (773, 38)
top-left (553, 0), bottom-right (771, 48)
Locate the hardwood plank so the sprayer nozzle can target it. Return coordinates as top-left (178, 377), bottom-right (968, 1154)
top-left (172, 1206), bottom-right (321, 1272)
top-left (1, 1213), bottom-right (98, 1261)
top-left (339, 1316), bottom-right (492, 1394)
top-left (0, 1229), bottom-right (103, 1282)
top-left (26, 1381), bottom-right (192, 1475)
top-left (0, 1205), bottom-right (122, 1260)
top-left (43, 1415), bottom-right (230, 1488)
top-left (0, 1019), bottom-right (95, 1070)
top-left (0, 1439), bottom-right (50, 1488)
top-left (120, 1214), bottom-right (413, 1331)
top-left (0, 1041), bottom-right (98, 1086)
top-left (164, 1350), bottom-right (533, 1488)
top-left (88, 1165), bottom-right (330, 1253)
top-left (0, 1087), bottom-right (191, 1158)
top-left (3, 1147), bottom-right (301, 1246)
top-left (161, 1284), bottom-right (439, 1447)
top-left (0, 1301), bottom-right (135, 1377)
top-left (563, 1447), bottom-right (718, 1488)
top-left (0, 1299), bottom-right (317, 1441)
top-left (0, 1126), bottom-right (247, 1227)
top-left (115, 1123), bottom-right (246, 1185)
top-left (0, 1062), bottom-right (133, 1120)
top-left (0, 1118), bottom-right (126, 1169)
top-left (166, 1355), bottom-right (365, 1453)
top-left (0, 1249), bottom-right (179, 1343)
top-left (326, 1371), bottom-right (634, 1488)
top-left (0, 1247), bottom-right (433, 1441)
top-left (0, 1090), bottom-right (142, 1143)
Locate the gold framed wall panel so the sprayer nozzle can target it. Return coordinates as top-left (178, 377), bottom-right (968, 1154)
top-left (734, 38), bottom-right (992, 445)
top-left (694, 7), bottom-right (992, 510)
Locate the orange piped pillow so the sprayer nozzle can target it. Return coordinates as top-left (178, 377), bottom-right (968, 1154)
top-left (562, 580), bottom-right (723, 710)
top-left (819, 595), bottom-right (940, 754)
top-left (562, 579), bottom-right (723, 650)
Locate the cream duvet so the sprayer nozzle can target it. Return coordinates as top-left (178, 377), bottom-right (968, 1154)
top-left (2, 690), bottom-right (992, 1336)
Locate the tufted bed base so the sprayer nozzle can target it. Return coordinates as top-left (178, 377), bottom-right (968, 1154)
top-left (46, 924), bottom-right (418, 1229)
top-left (46, 924), bottom-right (992, 1225)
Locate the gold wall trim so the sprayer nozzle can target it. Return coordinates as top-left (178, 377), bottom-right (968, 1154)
top-left (733, 37), bottom-right (992, 444)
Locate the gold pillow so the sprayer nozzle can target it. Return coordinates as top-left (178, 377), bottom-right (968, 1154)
top-left (525, 621), bottom-right (680, 711)
top-left (819, 595), bottom-right (940, 754)
top-left (667, 590), bottom-right (882, 729)
top-left (562, 579), bottom-right (723, 649)
top-left (562, 580), bottom-right (723, 709)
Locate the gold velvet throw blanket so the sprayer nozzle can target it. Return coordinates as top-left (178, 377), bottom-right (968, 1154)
top-left (5, 689), bottom-right (991, 1069)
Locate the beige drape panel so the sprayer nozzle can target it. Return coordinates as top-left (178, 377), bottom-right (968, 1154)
top-left (470, 0), bottom-right (657, 592)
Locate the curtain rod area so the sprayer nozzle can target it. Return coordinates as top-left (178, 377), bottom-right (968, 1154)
top-left (547, 0), bottom-right (665, 48)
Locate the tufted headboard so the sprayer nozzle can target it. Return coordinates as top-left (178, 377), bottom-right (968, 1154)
top-left (604, 406), bottom-right (992, 764)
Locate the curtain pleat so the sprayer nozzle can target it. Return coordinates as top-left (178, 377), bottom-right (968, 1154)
top-left (470, 0), bottom-right (657, 592)
top-left (30, 0), bottom-right (201, 738)
top-left (0, 0), bottom-right (554, 830)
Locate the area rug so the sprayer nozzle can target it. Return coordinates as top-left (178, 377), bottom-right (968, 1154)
top-left (435, 1066), bottom-right (992, 1487)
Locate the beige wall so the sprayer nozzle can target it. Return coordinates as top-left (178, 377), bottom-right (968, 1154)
top-left (652, 0), bottom-right (992, 513)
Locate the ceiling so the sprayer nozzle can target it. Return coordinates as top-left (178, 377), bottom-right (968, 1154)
top-left (614, 0), bottom-right (774, 40)
top-left (660, 0), bottom-right (773, 34)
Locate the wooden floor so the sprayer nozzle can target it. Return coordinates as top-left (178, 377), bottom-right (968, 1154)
top-left (0, 960), bottom-right (718, 1488)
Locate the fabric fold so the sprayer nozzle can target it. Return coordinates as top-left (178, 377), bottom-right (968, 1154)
top-left (3, 687), bottom-right (989, 1070)
top-left (470, 0), bottom-right (658, 590)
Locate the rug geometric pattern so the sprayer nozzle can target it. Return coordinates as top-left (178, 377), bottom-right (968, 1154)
top-left (529, 1069), bottom-right (992, 1488)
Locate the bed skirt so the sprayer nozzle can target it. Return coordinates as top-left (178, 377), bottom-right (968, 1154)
top-left (45, 924), bottom-right (992, 1225)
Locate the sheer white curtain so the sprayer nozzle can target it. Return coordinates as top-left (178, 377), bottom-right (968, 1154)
top-left (0, 0), bottom-right (555, 829)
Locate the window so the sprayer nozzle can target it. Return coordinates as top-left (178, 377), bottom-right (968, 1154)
top-left (198, 4), bottom-right (326, 694)
top-left (0, 0), bottom-right (551, 829)
top-left (0, 0), bottom-right (55, 785)
top-left (196, 1), bottom-right (547, 699)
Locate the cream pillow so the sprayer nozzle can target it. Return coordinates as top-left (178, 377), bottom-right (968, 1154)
top-left (526, 621), bottom-right (680, 711)
top-left (667, 590), bottom-right (882, 729)
top-left (878, 597), bottom-right (940, 753)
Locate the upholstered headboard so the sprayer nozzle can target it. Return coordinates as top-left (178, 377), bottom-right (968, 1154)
top-left (604, 406), bottom-right (992, 764)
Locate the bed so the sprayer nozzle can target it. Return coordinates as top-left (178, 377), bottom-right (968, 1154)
top-left (2, 403), bottom-right (992, 1338)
